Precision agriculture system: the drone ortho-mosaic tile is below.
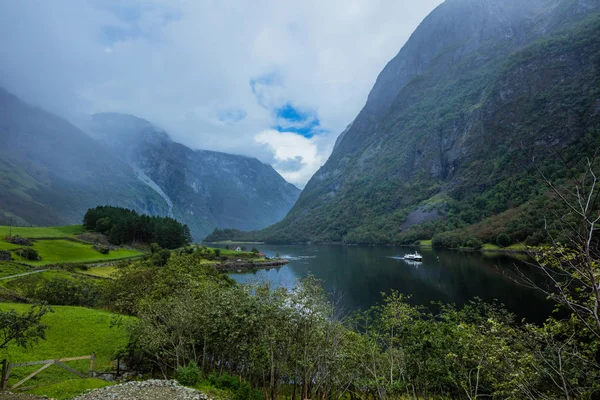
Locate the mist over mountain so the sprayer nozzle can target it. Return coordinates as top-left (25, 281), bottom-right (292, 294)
top-left (0, 91), bottom-right (300, 240)
top-left (214, 0), bottom-right (600, 245)
top-left (85, 113), bottom-right (301, 240)
top-left (0, 88), bottom-right (170, 227)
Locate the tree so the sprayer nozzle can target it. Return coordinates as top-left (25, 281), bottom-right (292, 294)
top-left (0, 305), bottom-right (53, 350)
top-left (496, 233), bottom-right (512, 248)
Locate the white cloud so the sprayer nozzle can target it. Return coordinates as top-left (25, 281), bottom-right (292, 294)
top-left (255, 129), bottom-right (336, 187)
top-left (0, 0), bottom-right (444, 187)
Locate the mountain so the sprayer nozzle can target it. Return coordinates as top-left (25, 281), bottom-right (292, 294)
top-left (85, 113), bottom-right (300, 240)
top-left (218, 0), bottom-right (600, 245)
top-left (0, 88), bottom-right (170, 227)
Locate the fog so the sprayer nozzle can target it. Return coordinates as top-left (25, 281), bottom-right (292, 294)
top-left (0, 0), bottom-right (443, 187)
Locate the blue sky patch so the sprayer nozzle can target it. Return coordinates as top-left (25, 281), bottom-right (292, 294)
top-left (274, 104), bottom-right (320, 138)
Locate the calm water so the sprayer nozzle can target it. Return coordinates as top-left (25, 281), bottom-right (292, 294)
top-left (226, 245), bottom-right (554, 323)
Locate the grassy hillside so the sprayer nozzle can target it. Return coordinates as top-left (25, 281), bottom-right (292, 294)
top-left (0, 225), bottom-right (85, 238)
top-left (1, 239), bottom-right (142, 266)
top-left (0, 303), bottom-right (131, 395)
top-left (0, 225), bottom-right (144, 266)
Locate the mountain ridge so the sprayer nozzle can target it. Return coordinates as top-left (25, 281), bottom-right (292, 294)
top-left (207, 0), bottom-right (600, 245)
top-left (0, 93), bottom-right (300, 240)
top-left (86, 112), bottom-right (301, 240)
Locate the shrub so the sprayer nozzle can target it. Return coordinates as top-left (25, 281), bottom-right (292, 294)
top-left (14, 248), bottom-right (40, 260)
top-left (93, 245), bottom-right (110, 254)
top-left (233, 382), bottom-right (263, 400)
top-left (208, 372), bottom-right (239, 390)
top-left (496, 233), bottom-right (512, 248)
top-left (464, 237), bottom-right (483, 250)
top-left (177, 362), bottom-right (200, 386)
top-left (0, 250), bottom-right (11, 261)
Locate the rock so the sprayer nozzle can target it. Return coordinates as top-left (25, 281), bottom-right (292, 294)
top-left (72, 380), bottom-right (213, 400)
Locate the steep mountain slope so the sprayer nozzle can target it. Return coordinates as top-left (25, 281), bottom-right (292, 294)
top-left (225, 0), bottom-right (600, 245)
top-left (86, 113), bottom-right (301, 240)
top-left (0, 88), bottom-right (170, 227)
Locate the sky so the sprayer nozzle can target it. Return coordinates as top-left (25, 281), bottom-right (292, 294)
top-left (0, 0), bottom-right (443, 188)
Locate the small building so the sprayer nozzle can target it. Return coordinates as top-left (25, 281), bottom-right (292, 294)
top-left (258, 253), bottom-right (267, 258)
top-left (232, 245), bottom-right (242, 251)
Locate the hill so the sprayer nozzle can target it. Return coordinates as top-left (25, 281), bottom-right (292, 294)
top-left (215, 0), bottom-right (600, 245)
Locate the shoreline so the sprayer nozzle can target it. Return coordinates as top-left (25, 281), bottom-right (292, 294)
top-left (216, 259), bottom-right (289, 273)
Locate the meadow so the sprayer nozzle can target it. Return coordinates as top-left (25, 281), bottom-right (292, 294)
top-left (0, 225), bottom-right (85, 238)
top-left (1, 236), bottom-right (143, 266)
top-left (0, 303), bottom-right (131, 398)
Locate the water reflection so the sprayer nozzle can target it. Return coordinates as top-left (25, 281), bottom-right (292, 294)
top-left (224, 245), bottom-right (553, 323)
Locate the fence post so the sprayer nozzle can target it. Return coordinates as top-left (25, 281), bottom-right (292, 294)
top-left (89, 353), bottom-right (95, 378)
top-left (1, 359), bottom-right (6, 390)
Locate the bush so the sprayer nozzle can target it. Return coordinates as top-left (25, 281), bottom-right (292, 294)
top-left (0, 250), bottom-right (11, 261)
top-left (496, 233), bottom-right (512, 248)
top-left (208, 372), bottom-right (239, 390)
top-left (233, 382), bottom-right (263, 400)
top-left (464, 237), bottom-right (483, 250)
top-left (14, 248), bottom-right (40, 260)
top-left (93, 245), bottom-right (110, 254)
top-left (177, 362), bottom-right (200, 386)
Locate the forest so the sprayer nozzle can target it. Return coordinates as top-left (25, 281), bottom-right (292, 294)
top-left (82, 206), bottom-right (192, 249)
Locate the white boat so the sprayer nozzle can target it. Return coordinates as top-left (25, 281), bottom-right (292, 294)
top-left (404, 252), bottom-right (423, 261)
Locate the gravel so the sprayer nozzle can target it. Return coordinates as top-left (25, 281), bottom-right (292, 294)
top-left (72, 380), bottom-right (212, 400)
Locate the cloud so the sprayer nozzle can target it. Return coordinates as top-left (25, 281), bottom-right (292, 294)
top-left (255, 130), bottom-right (335, 187)
top-left (0, 0), bottom-right (443, 187)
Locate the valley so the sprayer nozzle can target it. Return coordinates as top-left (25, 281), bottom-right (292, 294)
top-left (1, 0), bottom-right (600, 398)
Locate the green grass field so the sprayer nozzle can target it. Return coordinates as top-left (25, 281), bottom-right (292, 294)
top-left (1, 239), bottom-right (143, 266)
top-left (0, 303), bottom-right (132, 395)
top-left (482, 242), bottom-right (528, 252)
top-left (78, 265), bottom-right (119, 278)
top-left (27, 378), bottom-right (112, 399)
top-left (0, 225), bottom-right (85, 238)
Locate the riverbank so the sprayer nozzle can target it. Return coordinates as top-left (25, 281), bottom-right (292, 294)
top-left (216, 258), bottom-right (288, 273)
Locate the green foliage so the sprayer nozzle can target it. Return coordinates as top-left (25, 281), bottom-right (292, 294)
top-left (496, 233), bottom-right (512, 248)
top-left (6, 271), bottom-right (107, 307)
top-left (14, 247), bottom-right (40, 260)
top-left (83, 206), bottom-right (190, 249)
top-left (0, 304), bottom-right (52, 349)
top-left (178, 361), bottom-right (201, 386)
top-left (233, 382), bottom-right (263, 400)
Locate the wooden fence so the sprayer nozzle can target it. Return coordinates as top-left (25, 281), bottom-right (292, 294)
top-left (1, 353), bottom-right (95, 391)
